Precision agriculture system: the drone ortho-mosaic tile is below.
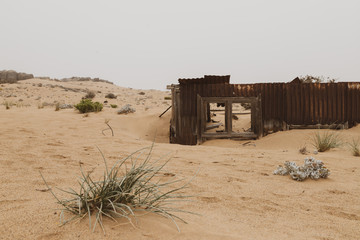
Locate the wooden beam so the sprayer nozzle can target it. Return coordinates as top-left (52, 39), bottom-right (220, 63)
top-left (205, 123), bottom-right (223, 130)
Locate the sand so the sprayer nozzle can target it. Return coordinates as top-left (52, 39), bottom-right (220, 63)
top-left (0, 79), bottom-right (359, 240)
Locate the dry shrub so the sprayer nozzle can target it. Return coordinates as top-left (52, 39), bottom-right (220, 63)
top-left (105, 93), bottom-right (117, 99)
top-left (299, 145), bottom-right (308, 155)
top-left (84, 91), bottom-right (96, 99)
top-left (55, 102), bottom-right (60, 111)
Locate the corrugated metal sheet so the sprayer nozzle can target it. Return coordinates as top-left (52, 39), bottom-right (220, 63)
top-left (173, 78), bottom-right (360, 145)
top-left (178, 75), bottom-right (230, 85)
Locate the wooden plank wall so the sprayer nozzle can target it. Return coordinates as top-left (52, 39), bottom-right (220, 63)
top-left (176, 82), bottom-right (360, 145)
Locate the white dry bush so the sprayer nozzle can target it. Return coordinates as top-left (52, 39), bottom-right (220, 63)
top-left (274, 157), bottom-right (330, 181)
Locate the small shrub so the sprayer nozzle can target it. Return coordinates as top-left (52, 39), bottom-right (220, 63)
top-left (75, 99), bottom-right (103, 113)
top-left (84, 91), bottom-right (96, 99)
top-left (311, 131), bottom-right (342, 152)
top-left (4, 101), bottom-right (11, 110)
top-left (299, 145), bottom-right (308, 155)
top-left (110, 104), bottom-right (117, 108)
top-left (348, 138), bottom-right (360, 157)
top-left (164, 96), bottom-right (171, 100)
top-left (105, 93), bottom-right (117, 99)
top-left (55, 102), bottom-right (60, 111)
top-left (40, 145), bottom-right (194, 233)
top-left (38, 102), bottom-right (44, 109)
top-left (117, 104), bottom-right (135, 114)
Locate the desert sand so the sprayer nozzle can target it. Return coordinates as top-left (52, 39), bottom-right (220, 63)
top-left (0, 78), bottom-right (359, 240)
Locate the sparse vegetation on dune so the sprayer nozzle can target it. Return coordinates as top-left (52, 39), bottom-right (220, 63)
top-left (311, 131), bottom-right (342, 152)
top-left (40, 145), bottom-right (195, 234)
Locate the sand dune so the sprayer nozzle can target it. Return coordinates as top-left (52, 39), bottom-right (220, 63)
top-left (0, 79), bottom-right (359, 239)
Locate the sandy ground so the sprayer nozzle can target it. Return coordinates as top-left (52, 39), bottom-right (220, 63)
top-left (0, 79), bottom-right (359, 240)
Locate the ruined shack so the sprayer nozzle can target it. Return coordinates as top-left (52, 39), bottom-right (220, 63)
top-left (167, 75), bottom-right (360, 145)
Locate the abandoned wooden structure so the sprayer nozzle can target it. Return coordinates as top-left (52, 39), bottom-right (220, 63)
top-left (167, 75), bottom-right (360, 145)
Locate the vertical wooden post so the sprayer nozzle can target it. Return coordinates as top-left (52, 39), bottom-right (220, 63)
top-left (197, 94), bottom-right (201, 144)
top-left (226, 100), bottom-right (233, 136)
top-left (257, 95), bottom-right (263, 138)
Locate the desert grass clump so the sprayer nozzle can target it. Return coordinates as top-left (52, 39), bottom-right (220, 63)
top-left (84, 91), bottom-right (96, 99)
top-left (348, 138), bottom-right (360, 157)
top-left (311, 131), bottom-right (342, 152)
top-left (110, 104), bottom-right (117, 108)
top-left (75, 99), bottom-right (103, 113)
top-left (40, 145), bottom-right (194, 234)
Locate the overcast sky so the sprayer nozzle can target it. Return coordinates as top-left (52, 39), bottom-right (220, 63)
top-left (1, 0), bottom-right (359, 90)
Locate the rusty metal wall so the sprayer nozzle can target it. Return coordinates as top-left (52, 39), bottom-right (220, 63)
top-left (175, 81), bottom-right (360, 145)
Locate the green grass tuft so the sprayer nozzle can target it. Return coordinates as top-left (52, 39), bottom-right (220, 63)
top-left (311, 131), bottom-right (342, 152)
top-left (40, 145), bottom-right (195, 234)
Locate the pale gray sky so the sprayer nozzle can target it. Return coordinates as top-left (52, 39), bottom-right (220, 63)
top-left (1, 0), bottom-right (359, 90)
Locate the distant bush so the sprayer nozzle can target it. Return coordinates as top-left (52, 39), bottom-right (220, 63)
top-left (4, 101), bottom-right (11, 110)
top-left (55, 102), bottom-right (60, 111)
top-left (84, 91), bottom-right (96, 99)
top-left (110, 104), bottom-right (118, 108)
top-left (164, 96), bottom-right (171, 100)
top-left (311, 131), bottom-right (342, 152)
top-left (75, 99), bottom-right (103, 113)
top-left (38, 102), bottom-right (44, 109)
top-left (298, 75), bottom-right (336, 83)
top-left (241, 103), bottom-right (251, 110)
top-left (105, 93), bottom-right (117, 99)
top-left (117, 104), bottom-right (136, 114)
